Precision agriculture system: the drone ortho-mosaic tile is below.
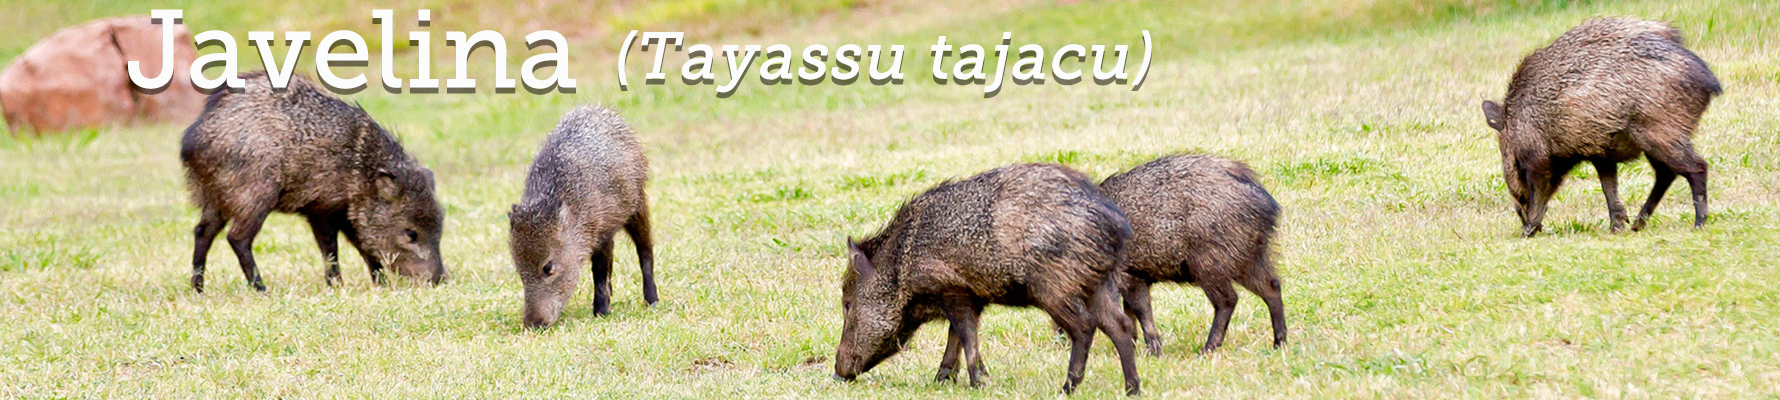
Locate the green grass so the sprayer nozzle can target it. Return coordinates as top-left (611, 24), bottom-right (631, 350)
top-left (3, 0), bottom-right (1779, 397)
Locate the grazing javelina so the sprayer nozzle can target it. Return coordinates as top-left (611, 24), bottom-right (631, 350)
top-left (1099, 154), bottom-right (1283, 355)
top-left (510, 105), bottom-right (657, 329)
top-left (182, 71), bottom-right (445, 292)
top-left (834, 163), bottom-right (1142, 395)
top-left (1483, 17), bottom-right (1721, 237)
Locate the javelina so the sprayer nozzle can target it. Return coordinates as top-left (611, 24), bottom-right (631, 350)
top-left (1098, 154), bottom-right (1283, 355)
top-left (834, 163), bottom-right (1142, 395)
top-left (510, 105), bottom-right (656, 328)
top-left (182, 71), bottom-right (445, 292)
top-left (1483, 17), bottom-right (1721, 237)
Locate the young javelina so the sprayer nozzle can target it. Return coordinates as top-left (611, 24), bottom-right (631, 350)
top-left (510, 105), bottom-right (657, 329)
top-left (182, 71), bottom-right (445, 292)
top-left (1099, 154), bottom-right (1283, 356)
top-left (1483, 17), bottom-right (1721, 237)
top-left (833, 163), bottom-right (1142, 396)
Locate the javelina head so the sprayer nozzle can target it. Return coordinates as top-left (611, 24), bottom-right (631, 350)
top-left (510, 204), bottom-right (582, 328)
top-left (834, 238), bottom-right (920, 381)
top-left (1482, 100), bottom-right (1534, 224)
top-left (351, 166), bottom-right (447, 284)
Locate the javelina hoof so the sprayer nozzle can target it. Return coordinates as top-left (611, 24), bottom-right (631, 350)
top-left (1521, 224), bottom-right (1542, 238)
top-left (1144, 340), bottom-right (1163, 357)
top-left (832, 373), bottom-right (854, 382)
top-left (250, 281), bottom-right (267, 292)
top-left (1126, 386), bottom-right (1142, 396)
top-left (934, 367), bottom-right (956, 382)
top-left (190, 275), bottom-right (204, 293)
top-left (1631, 218), bottom-right (1649, 232)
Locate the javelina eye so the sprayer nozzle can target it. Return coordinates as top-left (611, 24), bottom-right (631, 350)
top-left (540, 262), bottom-right (555, 276)
top-left (404, 229), bottom-right (419, 243)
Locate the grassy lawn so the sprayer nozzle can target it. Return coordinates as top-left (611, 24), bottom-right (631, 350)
top-left (2, 0), bottom-right (1777, 397)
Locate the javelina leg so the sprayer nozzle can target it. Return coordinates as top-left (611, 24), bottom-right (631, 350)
top-left (1121, 279), bottom-right (1163, 356)
top-left (1655, 155), bottom-right (1709, 228)
top-left (1053, 305), bottom-right (1095, 395)
top-left (1094, 277), bottom-right (1142, 395)
top-left (1634, 158), bottom-right (1676, 232)
top-left (941, 299), bottom-right (987, 388)
top-left (625, 208), bottom-right (658, 305)
top-left (1638, 124), bottom-right (1711, 228)
top-left (226, 210), bottom-right (272, 292)
top-left (935, 329), bottom-right (963, 382)
top-left (190, 208), bottom-right (227, 293)
top-left (307, 216), bottom-right (343, 287)
top-left (342, 224), bottom-right (387, 286)
top-left (1594, 161), bottom-right (1629, 233)
top-left (1684, 170), bottom-right (1709, 228)
top-left (590, 240), bottom-right (615, 316)
top-left (1239, 258), bottom-right (1288, 348)
top-left (1200, 281), bottom-right (1239, 353)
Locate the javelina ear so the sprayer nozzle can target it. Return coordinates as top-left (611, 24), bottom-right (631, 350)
top-left (1481, 101), bottom-right (1506, 132)
top-left (374, 171), bottom-right (401, 202)
top-left (846, 238), bottom-right (874, 278)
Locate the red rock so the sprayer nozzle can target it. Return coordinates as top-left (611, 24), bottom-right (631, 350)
top-left (0, 16), bottom-right (203, 134)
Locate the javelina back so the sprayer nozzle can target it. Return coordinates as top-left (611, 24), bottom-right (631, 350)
top-left (1099, 154), bottom-right (1283, 355)
top-left (182, 71), bottom-right (445, 292)
top-left (1482, 17), bottom-right (1721, 236)
top-left (834, 163), bottom-right (1142, 395)
top-left (510, 105), bottom-right (656, 329)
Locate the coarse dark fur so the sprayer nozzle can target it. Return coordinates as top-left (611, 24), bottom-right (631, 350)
top-left (181, 71), bottom-right (445, 292)
top-left (833, 163), bottom-right (1142, 396)
top-left (1483, 17), bottom-right (1721, 237)
top-left (1099, 154), bottom-right (1283, 356)
top-left (510, 105), bottom-right (656, 329)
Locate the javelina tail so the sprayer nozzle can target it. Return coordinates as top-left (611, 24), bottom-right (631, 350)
top-left (1097, 198), bottom-right (1135, 275)
top-left (179, 113), bottom-right (214, 206)
top-left (1234, 166), bottom-right (1282, 233)
top-left (1655, 27), bottom-right (1723, 97)
top-left (1682, 51), bottom-right (1723, 96)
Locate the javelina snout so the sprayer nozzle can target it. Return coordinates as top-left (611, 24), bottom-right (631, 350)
top-left (511, 105), bottom-right (657, 328)
top-left (522, 283), bottom-right (570, 329)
